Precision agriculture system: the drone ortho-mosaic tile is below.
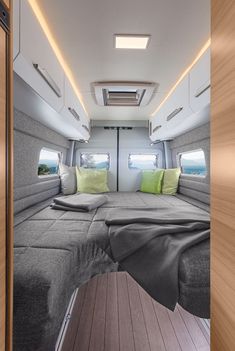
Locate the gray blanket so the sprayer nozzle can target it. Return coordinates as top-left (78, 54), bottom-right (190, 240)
top-left (105, 207), bottom-right (210, 310)
top-left (51, 193), bottom-right (107, 212)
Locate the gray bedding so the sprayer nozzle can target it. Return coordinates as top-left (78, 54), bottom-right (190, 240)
top-left (50, 193), bottom-right (107, 211)
top-left (14, 192), bottom-right (210, 351)
top-left (105, 207), bottom-right (210, 310)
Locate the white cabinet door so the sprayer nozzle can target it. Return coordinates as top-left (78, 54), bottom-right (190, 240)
top-left (13, 0), bottom-right (64, 112)
top-left (151, 76), bottom-right (193, 140)
top-left (189, 48), bottom-right (210, 113)
top-left (13, 0), bottom-right (20, 60)
top-left (60, 78), bottom-right (90, 140)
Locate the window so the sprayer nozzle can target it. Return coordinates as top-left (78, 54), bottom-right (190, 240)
top-left (80, 153), bottom-right (110, 170)
top-left (179, 149), bottom-right (207, 176)
top-left (128, 154), bottom-right (158, 170)
top-left (38, 148), bottom-right (61, 176)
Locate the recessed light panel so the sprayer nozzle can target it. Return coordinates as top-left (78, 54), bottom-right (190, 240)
top-left (115, 35), bottom-right (150, 49)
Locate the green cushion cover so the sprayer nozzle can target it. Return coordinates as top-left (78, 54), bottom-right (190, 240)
top-left (140, 170), bottom-right (164, 194)
top-left (76, 167), bottom-right (109, 193)
top-left (162, 168), bottom-right (181, 195)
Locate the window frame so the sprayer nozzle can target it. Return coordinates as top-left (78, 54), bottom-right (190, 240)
top-left (128, 153), bottom-right (159, 170)
top-left (178, 149), bottom-right (207, 178)
top-left (38, 147), bottom-right (62, 177)
top-left (80, 152), bottom-right (110, 170)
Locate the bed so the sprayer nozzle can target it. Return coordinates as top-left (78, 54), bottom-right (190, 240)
top-left (14, 192), bottom-right (210, 351)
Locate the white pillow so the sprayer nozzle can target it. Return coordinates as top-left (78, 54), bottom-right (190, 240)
top-left (59, 164), bottom-right (76, 195)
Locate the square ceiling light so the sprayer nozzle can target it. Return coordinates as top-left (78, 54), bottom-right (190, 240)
top-left (115, 35), bottom-right (150, 49)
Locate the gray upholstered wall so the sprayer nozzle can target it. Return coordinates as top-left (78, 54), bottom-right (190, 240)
top-left (170, 122), bottom-right (210, 205)
top-left (14, 109), bottom-right (70, 214)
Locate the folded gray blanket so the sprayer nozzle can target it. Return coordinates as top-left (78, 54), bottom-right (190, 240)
top-left (51, 193), bottom-right (107, 212)
top-left (105, 207), bottom-right (210, 311)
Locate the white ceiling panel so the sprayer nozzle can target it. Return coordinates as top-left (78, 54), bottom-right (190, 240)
top-left (37, 0), bottom-right (210, 120)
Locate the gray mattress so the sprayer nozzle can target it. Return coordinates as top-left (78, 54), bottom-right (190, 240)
top-left (14, 192), bottom-right (210, 351)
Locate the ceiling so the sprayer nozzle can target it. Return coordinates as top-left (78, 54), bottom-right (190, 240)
top-left (38, 0), bottom-right (210, 121)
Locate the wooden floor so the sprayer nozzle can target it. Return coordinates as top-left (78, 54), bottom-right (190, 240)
top-left (59, 272), bottom-right (210, 351)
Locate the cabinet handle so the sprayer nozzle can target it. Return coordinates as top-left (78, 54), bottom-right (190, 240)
top-left (153, 125), bottom-right (162, 133)
top-left (33, 63), bottom-right (62, 97)
top-left (195, 82), bottom-right (210, 98)
top-left (82, 124), bottom-right (89, 133)
top-left (68, 107), bottom-right (80, 121)
top-left (166, 107), bottom-right (183, 121)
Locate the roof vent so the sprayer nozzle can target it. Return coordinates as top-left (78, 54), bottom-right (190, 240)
top-left (92, 82), bottom-right (157, 107)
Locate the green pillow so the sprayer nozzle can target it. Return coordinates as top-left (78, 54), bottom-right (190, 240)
top-left (76, 167), bottom-right (109, 193)
top-left (162, 168), bottom-right (181, 195)
top-left (140, 170), bottom-right (164, 194)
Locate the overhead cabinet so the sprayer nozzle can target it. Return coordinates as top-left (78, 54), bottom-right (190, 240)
top-left (189, 48), bottom-right (210, 113)
top-left (13, 0), bottom-right (64, 112)
top-left (150, 76), bottom-right (192, 140)
top-left (60, 78), bottom-right (90, 140)
top-left (150, 48), bottom-right (210, 141)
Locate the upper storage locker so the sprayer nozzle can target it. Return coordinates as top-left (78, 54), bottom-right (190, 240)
top-left (61, 78), bottom-right (90, 140)
top-left (189, 48), bottom-right (210, 113)
top-left (13, 0), bottom-right (64, 112)
top-left (150, 75), bottom-right (192, 141)
top-left (150, 47), bottom-right (210, 142)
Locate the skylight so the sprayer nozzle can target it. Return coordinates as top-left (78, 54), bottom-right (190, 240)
top-left (115, 35), bottom-right (150, 49)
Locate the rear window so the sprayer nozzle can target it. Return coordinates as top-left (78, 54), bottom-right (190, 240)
top-left (179, 149), bottom-right (207, 176)
top-left (80, 153), bottom-right (110, 170)
top-left (38, 148), bottom-right (61, 176)
top-left (128, 154), bottom-right (158, 170)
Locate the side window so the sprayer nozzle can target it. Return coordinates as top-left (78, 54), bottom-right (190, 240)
top-left (179, 149), bottom-right (207, 176)
top-left (80, 153), bottom-right (110, 170)
top-left (128, 154), bottom-right (158, 170)
top-left (38, 148), bottom-right (61, 176)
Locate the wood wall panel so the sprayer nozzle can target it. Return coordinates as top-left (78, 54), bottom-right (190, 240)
top-left (2, 0), bottom-right (9, 8)
top-left (0, 25), bottom-right (6, 351)
top-left (211, 0), bottom-right (235, 350)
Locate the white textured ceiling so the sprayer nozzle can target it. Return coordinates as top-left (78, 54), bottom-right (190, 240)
top-left (38, 0), bottom-right (210, 121)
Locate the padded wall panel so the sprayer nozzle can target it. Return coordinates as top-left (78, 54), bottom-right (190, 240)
top-left (179, 178), bottom-right (210, 194)
top-left (178, 187), bottom-right (210, 204)
top-left (14, 108), bottom-right (69, 213)
top-left (14, 179), bottom-right (60, 201)
top-left (14, 187), bottom-right (59, 215)
top-left (170, 122), bottom-right (210, 205)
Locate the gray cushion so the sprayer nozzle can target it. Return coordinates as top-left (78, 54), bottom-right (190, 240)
top-left (59, 163), bottom-right (76, 195)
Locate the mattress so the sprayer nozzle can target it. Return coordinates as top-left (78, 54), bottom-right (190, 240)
top-left (13, 192), bottom-right (210, 351)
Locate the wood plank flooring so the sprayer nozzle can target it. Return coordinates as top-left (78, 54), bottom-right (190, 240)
top-left (59, 272), bottom-right (210, 351)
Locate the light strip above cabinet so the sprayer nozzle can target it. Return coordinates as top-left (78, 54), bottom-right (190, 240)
top-left (150, 38), bottom-right (211, 117)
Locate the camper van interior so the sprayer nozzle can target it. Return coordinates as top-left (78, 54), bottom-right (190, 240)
top-left (0, 0), bottom-right (235, 350)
